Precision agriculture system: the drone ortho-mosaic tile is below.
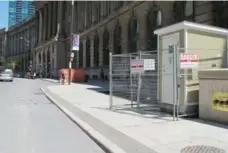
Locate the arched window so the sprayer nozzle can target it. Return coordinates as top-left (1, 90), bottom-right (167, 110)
top-left (42, 52), bottom-right (45, 66)
top-left (38, 53), bottom-right (41, 65)
top-left (79, 42), bottom-right (83, 68)
top-left (94, 33), bottom-right (99, 67)
top-left (147, 9), bottom-right (159, 51)
top-left (114, 21), bottom-right (121, 54)
top-left (86, 38), bottom-right (90, 67)
top-left (128, 17), bottom-right (138, 53)
top-left (103, 29), bottom-right (109, 66)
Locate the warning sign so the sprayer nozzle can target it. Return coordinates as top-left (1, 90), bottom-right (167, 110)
top-left (131, 59), bottom-right (144, 74)
top-left (180, 53), bottom-right (198, 69)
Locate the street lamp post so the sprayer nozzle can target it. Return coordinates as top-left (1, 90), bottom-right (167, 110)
top-left (68, 0), bottom-right (75, 85)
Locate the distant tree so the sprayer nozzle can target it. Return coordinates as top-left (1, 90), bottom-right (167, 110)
top-left (5, 61), bottom-right (16, 70)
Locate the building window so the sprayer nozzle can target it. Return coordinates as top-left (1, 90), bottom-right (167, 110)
top-left (86, 2), bottom-right (92, 28)
top-left (95, 2), bottom-right (100, 22)
top-left (173, 1), bottom-right (195, 22)
top-left (173, 2), bottom-right (185, 22)
top-left (114, 21), bottom-right (121, 54)
top-left (128, 17), bottom-right (138, 53)
top-left (147, 9), bottom-right (160, 51)
top-left (117, 1), bottom-right (123, 9)
top-left (62, 1), bottom-right (67, 21)
top-left (103, 29), bottom-right (109, 66)
top-left (104, 1), bottom-right (111, 17)
top-left (93, 33), bottom-right (99, 67)
top-left (185, 1), bottom-right (195, 21)
top-left (86, 38), bottom-right (90, 67)
top-left (100, 1), bottom-right (105, 18)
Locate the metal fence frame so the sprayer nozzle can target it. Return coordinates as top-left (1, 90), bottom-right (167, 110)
top-left (109, 47), bottom-right (180, 121)
top-left (109, 46), bottom-right (228, 121)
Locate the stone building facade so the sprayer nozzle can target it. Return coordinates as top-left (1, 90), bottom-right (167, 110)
top-left (35, 1), bottom-right (225, 78)
top-left (35, 1), bottom-right (66, 78)
top-left (5, 14), bottom-right (37, 72)
top-left (0, 28), bottom-right (6, 58)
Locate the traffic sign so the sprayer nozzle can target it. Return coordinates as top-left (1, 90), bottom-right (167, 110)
top-left (180, 53), bottom-right (198, 69)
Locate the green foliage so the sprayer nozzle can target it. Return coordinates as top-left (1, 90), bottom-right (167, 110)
top-left (5, 61), bottom-right (16, 70)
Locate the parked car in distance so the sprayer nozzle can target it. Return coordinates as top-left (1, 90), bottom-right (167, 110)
top-left (0, 69), bottom-right (14, 82)
top-left (14, 73), bottom-right (20, 78)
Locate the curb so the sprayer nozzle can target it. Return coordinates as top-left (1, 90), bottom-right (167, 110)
top-left (40, 79), bottom-right (59, 84)
top-left (40, 87), bottom-right (127, 153)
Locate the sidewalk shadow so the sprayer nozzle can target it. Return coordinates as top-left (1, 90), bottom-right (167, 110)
top-left (185, 118), bottom-right (228, 130)
top-left (78, 80), bottom-right (109, 91)
top-left (82, 80), bottom-right (174, 122)
top-left (92, 104), bottom-right (174, 122)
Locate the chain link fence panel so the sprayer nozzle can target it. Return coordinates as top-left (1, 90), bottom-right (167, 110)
top-left (109, 50), bottom-right (161, 111)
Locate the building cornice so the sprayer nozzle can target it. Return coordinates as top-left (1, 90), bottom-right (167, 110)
top-left (7, 14), bottom-right (37, 32)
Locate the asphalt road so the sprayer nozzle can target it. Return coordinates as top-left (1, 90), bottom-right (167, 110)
top-left (0, 78), bottom-right (105, 153)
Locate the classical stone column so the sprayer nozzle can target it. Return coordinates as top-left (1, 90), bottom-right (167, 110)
top-left (92, 2), bottom-right (96, 23)
top-left (52, 2), bottom-right (57, 37)
top-left (138, 12), bottom-right (147, 51)
top-left (98, 32), bottom-right (103, 67)
top-left (35, 52), bottom-right (39, 70)
top-left (56, 1), bottom-right (63, 37)
top-left (42, 6), bottom-right (47, 42)
top-left (73, 2), bottom-right (77, 32)
top-left (45, 49), bottom-right (48, 77)
top-left (41, 51), bottom-right (43, 73)
top-left (47, 3), bottom-right (52, 39)
top-left (48, 46), bottom-right (52, 77)
top-left (83, 39), bottom-right (86, 68)
top-left (90, 34), bottom-right (95, 67)
top-left (109, 29), bottom-right (114, 54)
top-left (53, 45), bottom-right (57, 70)
top-left (38, 9), bottom-right (43, 43)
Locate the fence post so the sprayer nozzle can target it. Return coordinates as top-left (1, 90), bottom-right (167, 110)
top-left (130, 54), bottom-right (133, 108)
top-left (136, 51), bottom-right (142, 108)
top-left (109, 52), bottom-right (113, 109)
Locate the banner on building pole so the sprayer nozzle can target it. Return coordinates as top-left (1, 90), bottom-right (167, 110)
top-left (72, 34), bottom-right (79, 51)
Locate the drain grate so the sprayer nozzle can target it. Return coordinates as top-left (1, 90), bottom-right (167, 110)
top-left (181, 145), bottom-right (226, 153)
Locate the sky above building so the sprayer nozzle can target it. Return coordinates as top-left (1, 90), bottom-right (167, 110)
top-left (0, 1), bottom-right (9, 28)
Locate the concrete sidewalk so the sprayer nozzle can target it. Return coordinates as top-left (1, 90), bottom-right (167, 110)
top-left (41, 80), bottom-right (228, 153)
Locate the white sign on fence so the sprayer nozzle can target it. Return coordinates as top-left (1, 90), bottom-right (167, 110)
top-left (143, 59), bottom-right (155, 71)
top-left (131, 59), bottom-right (144, 74)
top-left (180, 53), bottom-right (198, 69)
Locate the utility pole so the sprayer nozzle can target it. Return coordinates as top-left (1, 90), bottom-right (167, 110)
top-left (68, 0), bottom-right (74, 85)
